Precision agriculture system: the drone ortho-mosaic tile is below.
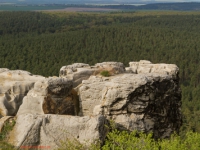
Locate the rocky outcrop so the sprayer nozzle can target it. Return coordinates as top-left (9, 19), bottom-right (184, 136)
top-left (59, 62), bottom-right (125, 88)
top-left (126, 60), bottom-right (179, 78)
top-left (0, 69), bottom-right (45, 116)
top-left (94, 62), bottom-right (125, 75)
top-left (78, 61), bottom-right (181, 138)
top-left (17, 77), bottom-right (79, 116)
top-left (0, 60), bottom-right (182, 148)
top-left (59, 63), bottom-right (95, 88)
top-left (8, 114), bottom-right (108, 150)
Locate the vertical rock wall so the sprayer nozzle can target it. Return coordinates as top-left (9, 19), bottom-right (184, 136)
top-left (78, 61), bottom-right (182, 139)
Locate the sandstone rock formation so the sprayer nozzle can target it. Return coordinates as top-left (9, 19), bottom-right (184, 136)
top-left (59, 62), bottom-right (125, 88)
top-left (0, 60), bottom-right (182, 149)
top-left (94, 62), bottom-right (125, 75)
top-left (59, 63), bottom-right (94, 88)
top-left (126, 60), bottom-right (179, 78)
top-left (8, 114), bottom-right (108, 149)
top-left (0, 69), bottom-right (45, 116)
top-left (17, 77), bottom-right (79, 116)
top-left (78, 61), bottom-right (181, 139)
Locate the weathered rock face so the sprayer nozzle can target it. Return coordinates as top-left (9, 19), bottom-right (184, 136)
top-left (59, 62), bottom-right (125, 88)
top-left (126, 60), bottom-right (179, 78)
top-left (0, 60), bottom-right (182, 148)
top-left (8, 114), bottom-right (108, 150)
top-left (59, 63), bottom-right (95, 88)
top-left (0, 69), bottom-right (45, 116)
top-left (78, 61), bottom-right (181, 139)
top-left (17, 77), bottom-right (79, 116)
top-left (94, 62), bottom-right (125, 75)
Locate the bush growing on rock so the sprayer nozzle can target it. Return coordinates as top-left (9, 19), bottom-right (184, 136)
top-left (100, 70), bottom-right (110, 77)
top-left (0, 118), bottom-right (16, 150)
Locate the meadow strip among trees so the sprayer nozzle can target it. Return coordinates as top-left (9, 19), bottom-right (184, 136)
top-left (0, 11), bottom-right (200, 136)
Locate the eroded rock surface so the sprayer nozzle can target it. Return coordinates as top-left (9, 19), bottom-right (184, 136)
top-left (59, 63), bottom-right (94, 88)
top-left (17, 77), bottom-right (79, 116)
top-left (94, 62), bottom-right (125, 75)
top-left (126, 60), bottom-right (179, 78)
top-left (8, 114), bottom-right (108, 150)
top-left (78, 61), bottom-right (181, 139)
top-left (0, 69), bottom-right (45, 116)
top-left (59, 62), bottom-right (125, 88)
top-left (0, 60), bottom-right (182, 148)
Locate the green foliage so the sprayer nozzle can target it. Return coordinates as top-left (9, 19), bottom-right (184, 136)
top-left (102, 130), bottom-right (200, 150)
top-left (102, 130), bottom-right (157, 150)
top-left (0, 119), bottom-right (16, 149)
top-left (57, 130), bottom-right (200, 150)
top-left (158, 131), bottom-right (200, 150)
top-left (0, 141), bottom-right (15, 150)
top-left (0, 119), bottom-right (16, 141)
top-left (58, 138), bottom-right (101, 150)
top-left (100, 70), bottom-right (110, 77)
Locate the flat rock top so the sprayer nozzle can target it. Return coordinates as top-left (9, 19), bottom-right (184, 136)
top-left (0, 69), bottom-right (45, 82)
top-left (60, 60), bottom-right (178, 77)
top-left (128, 60), bottom-right (179, 77)
top-left (82, 73), bottom-right (172, 88)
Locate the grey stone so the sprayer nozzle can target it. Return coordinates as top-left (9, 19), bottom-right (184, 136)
top-left (59, 63), bottom-right (95, 88)
top-left (129, 60), bottom-right (179, 78)
top-left (78, 71), bottom-right (181, 139)
top-left (0, 69), bottom-right (45, 116)
top-left (17, 77), bottom-right (78, 116)
top-left (8, 114), bottom-right (108, 150)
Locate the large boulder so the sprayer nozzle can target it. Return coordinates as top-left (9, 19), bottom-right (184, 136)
top-left (8, 114), bottom-right (108, 150)
top-left (0, 69), bottom-right (45, 116)
top-left (17, 77), bottom-right (79, 116)
top-left (59, 63), bottom-right (95, 88)
top-left (126, 60), bottom-right (179, 79)
top-left (78, 62), bottom-right (181, 139)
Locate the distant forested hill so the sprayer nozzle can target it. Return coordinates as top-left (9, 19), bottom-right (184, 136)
top-left (0, 11), bottom-right (200, 135)
top-left (101, 2), bottom-right (200, 11)
top-left (1, 2), bottom-right (200, 11)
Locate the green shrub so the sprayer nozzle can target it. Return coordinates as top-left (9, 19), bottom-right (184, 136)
top-left (56, 130), bottom-right (200, 150)
top-left (0, 119), bottom-right (15, 141)
top-left (0, 118), bottom-right (16, 149)
top-left (102, 130), bottom-right (158, 150)
top-left (57, 138), bottom-right (101, 150)
top-left (102, 130), bottom-right (200, 150)
top-left (100, 70), bottom-right (110, 77)
top-left (157, 131), bottom-right (200, 150)
top-left (0, 141), bottom-right (15, 150)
